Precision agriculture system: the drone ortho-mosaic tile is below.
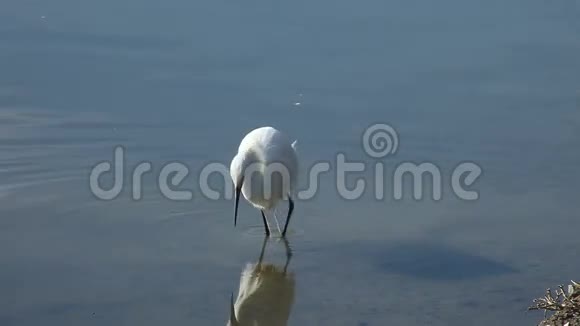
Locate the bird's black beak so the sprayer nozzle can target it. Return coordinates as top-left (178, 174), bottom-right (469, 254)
top-left (229, 292), bottom-right (237, 324)
top-left (234, 178), bottom-right (243, 227)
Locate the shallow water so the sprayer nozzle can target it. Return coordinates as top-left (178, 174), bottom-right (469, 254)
top-left (1, 0), bottom-right (579, 325)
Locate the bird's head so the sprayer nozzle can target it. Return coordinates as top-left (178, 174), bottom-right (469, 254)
top-left (230, 152), bottom-right (254, 228)
top-left (230, 153), bottom-right (246, 190)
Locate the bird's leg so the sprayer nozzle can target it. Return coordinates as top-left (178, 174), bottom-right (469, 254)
top-left (281, 197), bottom-right (294, 237)
top-left (257, 236), bottom-right (268, 265)
top-left (260, 210), bottom-right (270, 237)
top-left (272, 208), bottom-right (282, 235)
top-left (282, 237), bottom-right (293, 274)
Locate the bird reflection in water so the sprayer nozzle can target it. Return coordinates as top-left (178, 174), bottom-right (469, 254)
top-left (227, 237), bottom-right (295, 326)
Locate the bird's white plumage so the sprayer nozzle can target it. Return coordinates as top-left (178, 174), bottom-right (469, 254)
top-left (230, 127), bottom-right (298, 210)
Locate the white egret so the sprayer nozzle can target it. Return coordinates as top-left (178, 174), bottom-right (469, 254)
top-left (227, 237), bottom-right (295, 326)
top-left (230, 126), bottom-right (298, 237)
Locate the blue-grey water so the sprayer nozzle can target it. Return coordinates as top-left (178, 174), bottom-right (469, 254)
top-left (1, 0), bottom-right (579, 325)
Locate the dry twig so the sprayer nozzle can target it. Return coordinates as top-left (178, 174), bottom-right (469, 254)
top-left (529, 280), bottom-right (580, 325)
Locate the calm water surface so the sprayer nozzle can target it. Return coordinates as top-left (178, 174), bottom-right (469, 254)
top-left (1, 0), bottom-right (579, 325)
